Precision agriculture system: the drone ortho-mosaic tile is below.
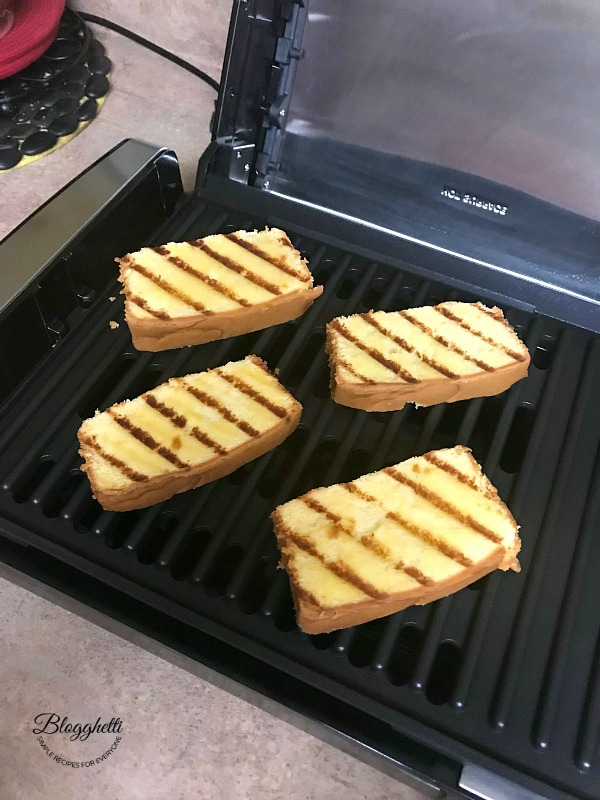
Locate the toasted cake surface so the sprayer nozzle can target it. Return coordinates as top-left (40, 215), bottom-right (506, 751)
top-left (272, 446), bottom-right (521, 633)
top-left (78, 355), bottom-right (301, 511)
top-left (327, 302), bottom-right (530, 411)
top-left (117, 228), bottom-right (323, 351)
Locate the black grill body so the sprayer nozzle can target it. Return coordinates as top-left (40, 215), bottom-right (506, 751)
top-left (1, 154), bottom-right (599, 799)
top-left (3, 0), bottom-right (600, 796)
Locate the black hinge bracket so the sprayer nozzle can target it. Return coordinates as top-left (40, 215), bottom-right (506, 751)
top-left (213, 142), bottom-right (256, 186)
top-left (254, 0), bottom-right (307, 190)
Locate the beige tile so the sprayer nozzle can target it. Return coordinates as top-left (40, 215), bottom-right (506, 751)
top-left (70, 0), bottom-right (231, 82)
top-left (0, 576), bottom-right (429, 800)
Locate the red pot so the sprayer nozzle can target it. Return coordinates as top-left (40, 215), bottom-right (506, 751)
top-left (0, 0), bottom-right (66, 80)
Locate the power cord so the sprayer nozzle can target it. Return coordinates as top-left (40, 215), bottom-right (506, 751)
top-left (78, 12), bottom-right (221, 93)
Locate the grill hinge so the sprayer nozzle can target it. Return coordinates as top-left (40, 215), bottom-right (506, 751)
top-left (212, 142), bottom-right (256, 185)
top-left (254, 0), bottom-right (307, 190)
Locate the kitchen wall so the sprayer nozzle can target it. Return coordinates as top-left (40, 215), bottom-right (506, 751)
top-left (70, 0), bottom-right (233, 81)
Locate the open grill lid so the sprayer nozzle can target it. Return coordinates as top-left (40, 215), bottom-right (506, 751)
top-left (209, 0), bottom-right (600, 333)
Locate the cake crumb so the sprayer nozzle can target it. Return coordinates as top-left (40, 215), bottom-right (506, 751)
top-left (109, 296), bottom-right (116, 302)
top-left (109, 320), bottom-right (119, 329)
top-left (274, 367), bottom-right (281, 376)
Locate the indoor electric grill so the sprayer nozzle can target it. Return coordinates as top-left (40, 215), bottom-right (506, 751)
top-left (1, 2), bottom-right (599, 799)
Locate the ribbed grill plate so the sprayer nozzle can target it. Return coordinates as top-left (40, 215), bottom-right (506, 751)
top-left (1, 195), bottom-right (598, 800)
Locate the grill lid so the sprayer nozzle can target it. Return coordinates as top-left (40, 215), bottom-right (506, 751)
top-left (210, 0), bottom-right (600, 332)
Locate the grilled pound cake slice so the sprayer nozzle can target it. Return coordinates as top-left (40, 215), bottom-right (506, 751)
top-left (272, 446), bottom-right (521, 634)
top-left (117, 228), bottom-right (323, 351)
top-left (327, 301), bottom-right (530, 411)
top-left (78, 356), bottom-right (301, 511)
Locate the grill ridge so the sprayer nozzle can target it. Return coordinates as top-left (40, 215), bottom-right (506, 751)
top-left (531, 350), bottom-right (600, 753)
top-left (490, 333), bottom-right (593, 730)
top-left (411, 598), bottom-right (454, 691)
top-left (576, 620), bottom-right (600, 771)
top-left (450, 325), bottom-right (571, 710)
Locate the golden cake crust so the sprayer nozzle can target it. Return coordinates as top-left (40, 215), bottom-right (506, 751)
top-left (272, 445), bottom-right (521, 634)
top-left (127, 285), bottom-right (322, 352)
top-left (78, 355), bottom-right (302, 511)
top-left (329, 358), bottom-right (529, 411)
top-left (294, 546), bottom-right (504, 634)
top-left (81, 407), bottom-right (300, 511)
top-left (327, 302), bottom-right (530, 411)
top-left (117, 228), bottom-right (323, 352)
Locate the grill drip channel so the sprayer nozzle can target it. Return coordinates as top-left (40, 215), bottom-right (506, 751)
top-left (0, 196), bottom-right (598, 800)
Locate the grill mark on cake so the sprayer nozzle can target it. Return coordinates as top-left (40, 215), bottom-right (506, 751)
top-left (226, 233), bottom-right (308, 282)
top-left (362, 313), bottom-right (458, 378)
top-left (401, 311), bottom-right (494, 371)
top-left (190, 240), bottom-right (283, 295)
top-left (327, 333), bottom-right (374, 383)
top-left (144, 394), bottom-right (186, 427)
top-left (108, 411), bottom-right (188, 469)
top-left (127, 260), bottom-right (213, 314)
top-left (303, 495), bottom-right (391, 559)
top-left (153, 246), bottom-right (251, 307)
top-left (475, 303), bottom-right (505, 322)
top-left (215, 369), bottom-right (288, 418)
top-left (404, 565), bottom-right (434, 586)
top-left (423, 451), bottom-right (491, 495)
top-left (435, 305), bottom-right (526, 361)
top-left (294, 584), bottom-right (326, 610)
top-left (181, 382), bottom-right (259, 437)
top-left (189, 427), bottom-right (227, 456)
top-left (80, 435), bottom-right (148, 482)
top-left (143, 390), bottom-right (228, 456)
top-left (302, 494), bottom-right (377, 550)
top-left (330, 320), bottom-right (418, 383)
top-left (471, 302), bottom-right (529, 342)
top-left (362, 534), bottom-right (392, 561)
top-left (384, 467), bottom-right (504, 544)
top-left (302, 495), bottom-right (341, 525)
top-left (338, 358), bottom-right (375, 383)
top-left (283, 529), bottom-right (386, 599)
top-left (127, 294), bottom-right (170, 319)
top-left (303, 493), bottom-right (431, 586)
top-left (343, 482), bottom-right (468, 569)
top-left (390, 511), bottom-right (472, 566)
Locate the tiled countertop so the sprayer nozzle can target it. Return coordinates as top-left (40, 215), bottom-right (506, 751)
top-left (0, 25), bottom-right (430, 800)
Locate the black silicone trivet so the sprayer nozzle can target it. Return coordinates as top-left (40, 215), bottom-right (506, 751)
top-left (0, 8), bottom-right (110, 171)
